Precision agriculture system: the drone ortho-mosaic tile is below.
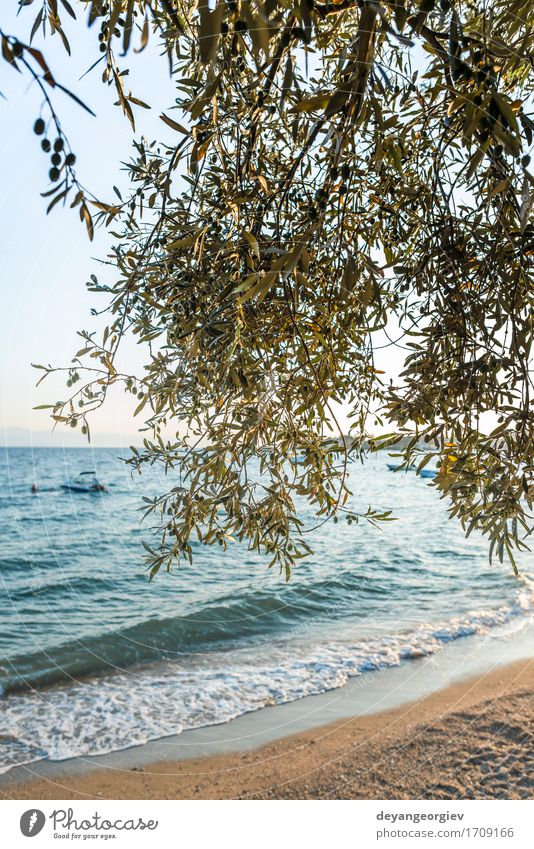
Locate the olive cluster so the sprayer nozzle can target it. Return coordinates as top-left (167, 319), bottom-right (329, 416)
top-left (330, 162), bottom-right (351, 195)
top-left (125, 378), bottom-right (144, 401)
top-left (33, 118), bottom-right (76, 183)
top-left (98, 16), bottom-right (121, 51)
top-left (302, 162), bottom-right (355, 221)
top-left (254, 91), bottom-right (278, 114)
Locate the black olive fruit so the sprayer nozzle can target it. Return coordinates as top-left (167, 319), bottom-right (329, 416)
top-left (34, 118), bottom-right (45, 136)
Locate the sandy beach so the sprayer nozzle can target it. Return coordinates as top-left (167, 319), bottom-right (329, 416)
top-left (2, 657), bottom-right (533, 800)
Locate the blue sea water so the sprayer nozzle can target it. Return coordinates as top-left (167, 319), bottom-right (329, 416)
top-left (0, 446), bottom-right (532, 774)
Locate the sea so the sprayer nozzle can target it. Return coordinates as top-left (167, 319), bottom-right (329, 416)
top-left (0, 446), bottom-right (532, 775)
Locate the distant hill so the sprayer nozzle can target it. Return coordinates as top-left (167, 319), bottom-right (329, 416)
top-left (3, 427), bottom-right (418, 451)
top-left (1, 427), bottom-right (141, 449)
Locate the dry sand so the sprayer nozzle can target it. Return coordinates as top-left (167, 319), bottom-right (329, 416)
top-left (2, 658), bottom-right (534, 800)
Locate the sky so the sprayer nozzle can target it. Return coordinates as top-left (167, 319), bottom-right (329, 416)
top-left (0, 5), bottom-right (177, 446)
top-left (0, 4), bottom-right (402, 447)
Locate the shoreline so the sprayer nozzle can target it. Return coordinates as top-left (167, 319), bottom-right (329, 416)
top-left (2, 655), bottom-right (534, 800)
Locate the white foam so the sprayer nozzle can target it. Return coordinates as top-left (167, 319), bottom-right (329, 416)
top-left (1, 583), bottom-right (533, 775)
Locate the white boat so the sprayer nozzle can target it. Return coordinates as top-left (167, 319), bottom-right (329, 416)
top-left (61, 471), bottom-right (106, 493)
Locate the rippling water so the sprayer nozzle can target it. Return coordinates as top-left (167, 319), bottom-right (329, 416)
top-left (0, 446), bottom-right (531, 773)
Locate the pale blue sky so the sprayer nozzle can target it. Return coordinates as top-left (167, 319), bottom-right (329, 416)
top-left (0, 5), bottom-right (177, 445)
top-left (1, 4), bottom-right (402, 446)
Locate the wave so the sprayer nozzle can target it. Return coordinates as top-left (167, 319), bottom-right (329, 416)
top-left (0, 571), bottom-right (389, 694)
top-left (1, 582), bottom-right (533, 774)
top-left (11, 575), bottom-right (118, 599)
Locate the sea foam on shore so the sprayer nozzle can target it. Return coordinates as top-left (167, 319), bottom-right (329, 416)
top-left (1, 579), bottom-right (533, 775)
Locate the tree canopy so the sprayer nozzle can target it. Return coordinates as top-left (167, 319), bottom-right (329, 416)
top-left (3, 0), bottom-right (533, 577)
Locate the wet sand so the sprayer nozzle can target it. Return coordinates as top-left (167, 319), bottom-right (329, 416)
top-left (2, 657), bottom-right (533, 800)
